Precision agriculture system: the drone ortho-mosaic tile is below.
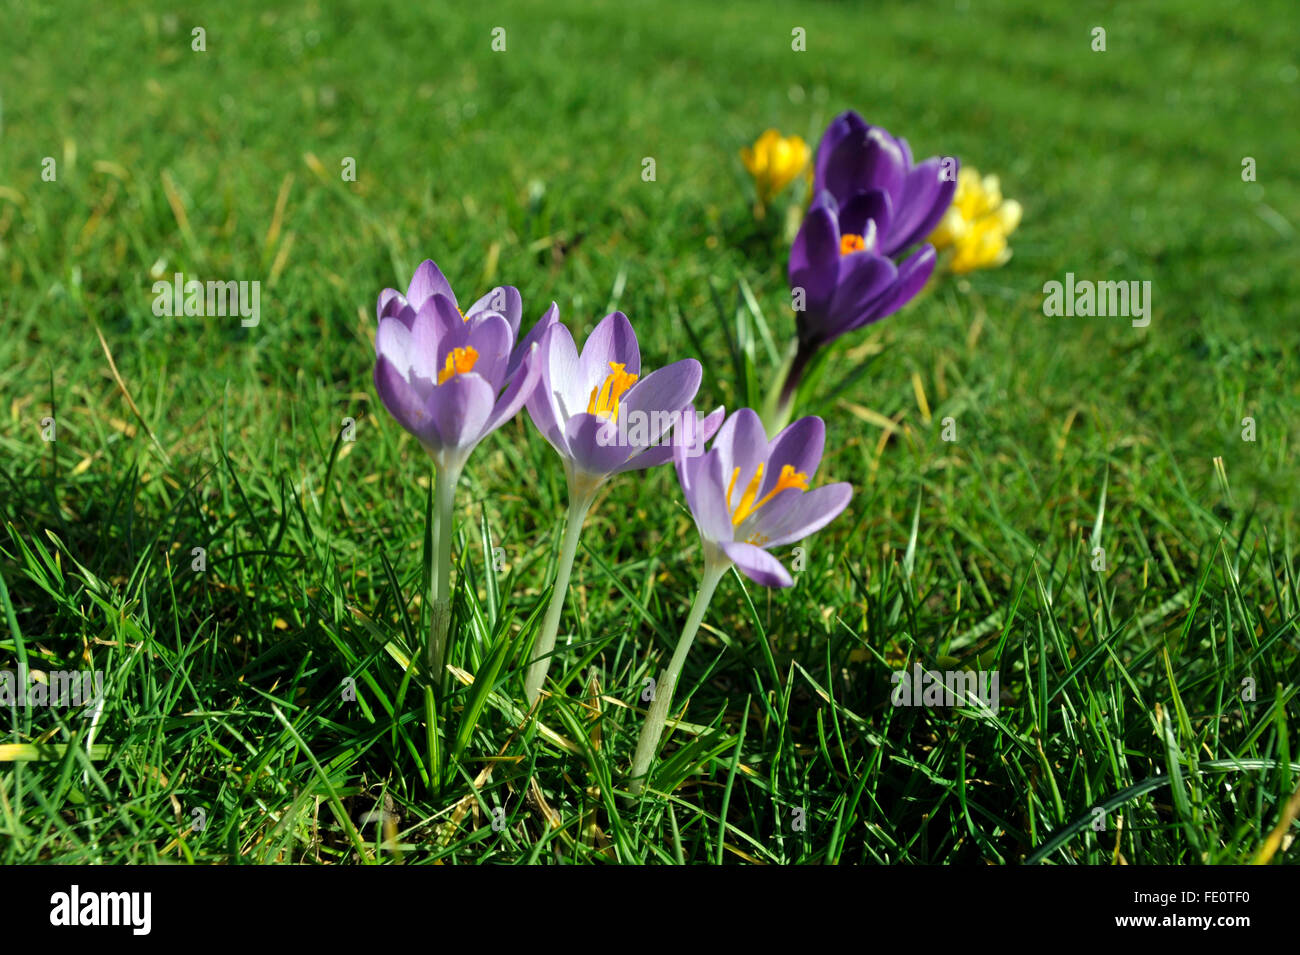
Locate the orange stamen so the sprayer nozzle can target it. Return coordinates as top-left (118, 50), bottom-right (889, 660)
top-left (728, 463), bottom-right (809, 526)
top-left (586, 362), bottom-right (639, 419)
top-left (840, 233), bottom-right (866, 256)
top-left (437, 346), bottom-right (479, 385)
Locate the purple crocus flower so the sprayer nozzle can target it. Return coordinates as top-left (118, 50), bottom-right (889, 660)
top-left (788, 194), bottom-right (936, 351)
top-left (373, 292), bottom-right (542, 474)
top-left (371, 258), bottom-right (546, 679)
top-left (629, 407), bottom-right (851, 793)
top-left (673, 408), bottom-right (851, 588)
top-left (377, 259), bottom-right (555, 382)
top-left (813, 110), bottom-right (957, 258)
top-left (522, 310), bottom-right (723, 704)
top-left (527, 311), bottom-right (724, 491)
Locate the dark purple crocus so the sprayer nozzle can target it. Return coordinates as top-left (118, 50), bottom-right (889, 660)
top-left (522, 310), bottom-right (723, 704)
top-left (372, 259), bottom-right (547, 677)
top-left (788, 194), bottom-right (937, 351)
top-left (771, 113), bottom-right (957, 433)
top-left (628, 408), bottom-right (851, 793)
top-left (813, 110), bottom-right (957, 258)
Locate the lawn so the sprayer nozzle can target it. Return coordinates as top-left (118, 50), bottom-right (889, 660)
top-left (1, 0), bottom-right (1298, 864)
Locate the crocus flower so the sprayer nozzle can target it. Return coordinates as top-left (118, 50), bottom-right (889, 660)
top-left (788, 192), bottom-right (937, 352)
top-left (813, 110), bottom-right (957, 258)
top-left (741, 129), bottom-right (811, 211)
top-left (628, 408), bottom-right (851, 793)
top-left (522, 310), bottom-right (723, 704)
top-left (929, 166), bottom-right (1023, 274)
top-left (768, 113), bottom-right (957, 434)
top-left (373, 259), bottom-right (547, 678)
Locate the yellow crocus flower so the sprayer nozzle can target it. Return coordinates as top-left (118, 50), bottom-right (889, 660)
top-left (930, 166), bottom-right (1022, 274)
top-left (741, 129), bottom-right (811, 209)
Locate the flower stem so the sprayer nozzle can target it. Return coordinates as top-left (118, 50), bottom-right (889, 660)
top-left (628, 555), bottom-right (729, 795)
top-left (524, 487), bottom-right (596, 704)
top-left (428, 461), bottom-right (460, 684)
top-left (764, 340), bottom-right (810, 436)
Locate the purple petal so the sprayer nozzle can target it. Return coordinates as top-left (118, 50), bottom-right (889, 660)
top-left (789, 202), bottom-right (840, 319)
top-left (719, 540), bottom-right (794, 588)
top-left (882, 158), bottom-right (958, 256)
top-left (685, 449), bottom-right (736, 545)
top-left (509, 302), bottom-right (559, 383)
top-left (822, 124), bottom-right (906, 207)
top-left (377, 288), bottom-right (406, 322)
top-left (828, 253), bottom-right (899, 330)
top-left (850, 245), bottom-right (936, 332)
top-left (838, 189), bottom-right (893, 242)
top-left (563, 412), bottom-right (633, 476)
top-left (375, 317), bottom-right (416, 376)
top-left (374, 355), bottom-right (438, 445)
top-left (751, 482), bottom-right (853, 549)
top-left (526, 321), bottom-right (580, 455)
top-left (428, 373), bottom-right (495, 451)
top-left (616, 399), bottom-right (721, 474)
top-left (467, 286), bottom-right (522, 340)
top-left (578, 311), bottom-right (640, 399)
top-left (762, 415), bottom-right (826, 494)
top-left (671, 404), bottom-right (725, 486)
top-left (618, 359), bottom-right (702, 449)
top-left (813, 110), bottom-right (868, 199)
top-left (462, 313), bottom-right (513, 391)
top-left (406, 260), bottom-right (457, 311)
top-left (483, 339), bottom-right (543, 437)
top-left (709, 408), bottom-right (768, 501)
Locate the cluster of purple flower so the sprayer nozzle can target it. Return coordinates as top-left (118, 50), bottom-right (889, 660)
top-left (371, 111), bottom-right (953, 791)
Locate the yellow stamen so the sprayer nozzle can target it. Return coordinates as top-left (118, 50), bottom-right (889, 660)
top-left (437, 346), bottom-right (478, 385)
top-left (840, 233), bottom-right (866, 256)
top-left (586, 362), bottom-right (639, 419)
top-left (727, 463), bottom-right (810, 526)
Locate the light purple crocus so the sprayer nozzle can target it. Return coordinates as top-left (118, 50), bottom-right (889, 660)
top-left (628, 408), bottom-right (851, 793)
top-left (372, 259), bottom-right (548, 678)
top-left (813, 110), bottom-right (957, 258)
top-left (673, 408), bottom-right (851, 587)
top-left (521, 311), bottom-right (723, 704)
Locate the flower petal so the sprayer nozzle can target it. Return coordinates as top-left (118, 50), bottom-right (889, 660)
top-left (462, 313), bottom-right (513, 391)
top-left (428, 373), bottom-right (495, 451)
top-left (708, 407), bottom-right (768, 499)
top-left (579, 311), bottom-right (640, 397)
top-left (509, 302), bottom-right (559, 383)
top-left (374, 355), bottom-right (438, 445)
top-left (526, 321), bottom-right (579, 455)
top-left (827, 253), bottom-right (899, 333)
top-left (467, 286), bottom-right (522, 340)
top-left (883, 158), bottom-right (958, 256)
top-left (406, 260), bottom-right (457, 311)
top-left (751, 482), bottom-right (853, 549)
top-left (563, 412), bottom-right (633, 476)
top-left (719, 540), bottom-right (794, 588)
top-left (789, 200), bottom-right (841, 320)
top-left (483, 339), bottom-right (543, 437)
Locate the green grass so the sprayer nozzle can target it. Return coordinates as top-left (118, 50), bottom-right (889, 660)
top-left (1, 0), bottom-right (1298, 863)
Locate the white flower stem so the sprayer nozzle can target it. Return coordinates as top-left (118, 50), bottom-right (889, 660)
top-left (628, 554), bottom-right (730, 795)
top-left (524, 484), bottom-right (596, 704)
top-left (428, 461), bottom-right (460, 683)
